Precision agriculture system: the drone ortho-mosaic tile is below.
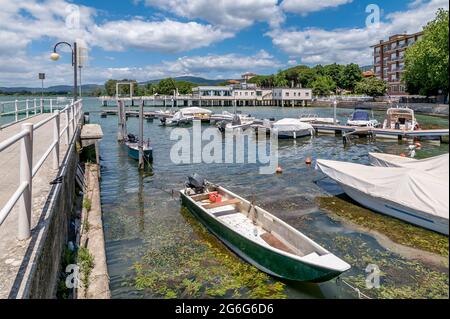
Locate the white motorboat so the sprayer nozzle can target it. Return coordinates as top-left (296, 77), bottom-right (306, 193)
top-left (160, 111), bottom-right (193, 126)
top-left (272, 118), bottom-right (314, 139)
top-left (382, 107), bottom-right (419, 131)
top-left (347, 109), bottom-right (379, 127)
top-left (299, 114), bottom-right (339, 125)
top-left (316, 159), bottom-right (449, 235)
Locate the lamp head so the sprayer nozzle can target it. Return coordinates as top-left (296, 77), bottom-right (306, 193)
top-left (50, 52), bottom-right (60, 61)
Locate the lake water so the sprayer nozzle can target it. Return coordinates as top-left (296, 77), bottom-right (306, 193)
top-left (2, 96), bottom-right (449, 298)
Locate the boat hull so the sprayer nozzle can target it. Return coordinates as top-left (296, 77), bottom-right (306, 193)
top-left (180, 192), bottom-right (344, 282)
top-left (277, 129), bottom-right (312, 139)
top-left (127, 145), bottom-right (153, 161)
top-left (340, 184), bottom-right (449, 235)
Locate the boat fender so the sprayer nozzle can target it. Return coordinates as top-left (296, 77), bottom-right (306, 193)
top-left (276, 166), bottom-right (283, 174)
top-left (415, 142), bottom-right (422, 148)
top-left (305, 157), bottom-right (312, 165)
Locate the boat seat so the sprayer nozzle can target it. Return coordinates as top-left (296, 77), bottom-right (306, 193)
top-left (203, 198), bottom-right (241, 209)
top-left (190, 193), bottom-right (214, 202)
top-left (260, 233), bottom-right (294, 254)
top-left (212, 209), bottom-right (239, 217)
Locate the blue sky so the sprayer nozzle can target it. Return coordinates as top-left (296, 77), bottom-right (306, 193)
top-left (0, 0), bottom-right (448, 86)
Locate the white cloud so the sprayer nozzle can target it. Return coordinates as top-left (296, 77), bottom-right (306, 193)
top-left (0, 51), bottom-right (280, 86)
top-left (268, 0), bottom-right (449, 65)
top-left (281, 0), bottom-right (352, 15)
top-left (91, 19), bottom-right (233, 52)
top-left (143, 0), bottom-right (284, 30)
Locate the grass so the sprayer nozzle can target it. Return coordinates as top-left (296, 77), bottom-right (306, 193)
top-left (78, 247), bottom-right (95, 294)
top-left (83, 198), bottom-right (92, 212)
top-left (316, 195), bottom-right (449, 257)
top-left (132, 207), bottom-right (287, 299)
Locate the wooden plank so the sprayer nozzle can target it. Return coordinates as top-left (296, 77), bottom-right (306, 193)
top-left (203, 198), bottom-right (241, 209)
top-left (260, 233), bottom-right (294, 254)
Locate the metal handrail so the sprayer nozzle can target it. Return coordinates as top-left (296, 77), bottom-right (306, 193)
top-left (0, 99), bottom-right (83, 240)
top-left (0, 98), bottom-right (73, 129)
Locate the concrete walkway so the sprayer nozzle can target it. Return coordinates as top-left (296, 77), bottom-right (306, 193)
top-left (0, 113), bottom-right (70, 298)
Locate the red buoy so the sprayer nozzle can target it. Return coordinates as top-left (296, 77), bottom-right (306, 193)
top-left (276, 166), bottom-right (283, 174)
top-left (305, 157), bottom-right (312, 165)
top-left (415, 142), bottom-right (422, 148)
top-left (400, 153), bottom-right (406, 157)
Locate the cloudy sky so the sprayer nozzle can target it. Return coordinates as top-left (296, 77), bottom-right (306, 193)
top-left (0, 0), bottom-right (448, 87)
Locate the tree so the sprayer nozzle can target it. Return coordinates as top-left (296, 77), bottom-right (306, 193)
top-left (156, 78), bottom-right (177, 95)
top-left (104, 79), bottom-right (117, 96)
top-left (342, 63), bottom-right (363, 92)
top-left (323, 63), bottom-right (345, 90)
top-left (403, 9), bottom-right (449, 96)
top-left (273, 71), bottom-right (288, 87)
top-left (176, 81), bottom-right (196, 94)
top-left (354, 77), bottom-right (387, 97)
top-left (297, 67), bottom-right (317, 88)
top-left (310, 76), bottom-right (336, 96)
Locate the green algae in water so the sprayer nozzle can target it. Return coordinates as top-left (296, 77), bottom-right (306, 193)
top-left (316, 196), bottom-right (449, 257)
top-left (132, 207), bottom-right (287, 299)
top-left (322, 233), bottom-right (449, 299)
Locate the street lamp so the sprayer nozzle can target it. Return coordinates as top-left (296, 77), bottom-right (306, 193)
top-left (50, 41), bottom-right (78, 100)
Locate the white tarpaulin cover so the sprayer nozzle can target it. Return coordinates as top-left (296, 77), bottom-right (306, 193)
top-left (316, 159), bottom-right (449, 220)
top-left (180, 107), bottom-right (212, 115)
top-left (273, 118), bottom-right (314, 131)
top-left (369, 153), bottom-right (449, 177)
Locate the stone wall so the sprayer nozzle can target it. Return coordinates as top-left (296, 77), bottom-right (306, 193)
top-left (18, 131), bottom-right (80, 299)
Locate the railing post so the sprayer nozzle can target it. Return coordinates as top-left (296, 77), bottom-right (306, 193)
top-left (40, 98), bottom-right (43, 114)
top-left (53, 110), bottom-right (60, 170)
top-left (50, 99), bottom-right (53, 113)
top-left (18, 123), bottom-right (33, 240)
top-left (25, 99), bottom-right (29, 118)
top-left (15, 100), bottom-right (19, 122)
top-left (34, 98), bottom-right (37, 115)
top-left (71, 103), bottom-right (75, 134)
top-left (65, 106), bottom-right (70, 145)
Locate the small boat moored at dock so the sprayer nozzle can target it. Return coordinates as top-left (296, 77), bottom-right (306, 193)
top-left (272, 118), bottom-right (314, 139)
top-left (299, 114), bottom-right (339, 125)
top-left (180, 174), bottom-right (351, 282)
top-left (346, 108), bottom-right (379, 127)
top-left (125, 134), bottom-right (153, 161)
top-left (382, 107), bottom-right (419, 131)
top-left (316, 159), bottom-right (449, 235)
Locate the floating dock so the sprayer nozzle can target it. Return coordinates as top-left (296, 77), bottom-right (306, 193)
top-left (312, 123), bottom-right (449, 142)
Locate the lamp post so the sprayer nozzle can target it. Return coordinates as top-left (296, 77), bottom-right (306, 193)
top-left (50, 41), bottom-right (78, 101)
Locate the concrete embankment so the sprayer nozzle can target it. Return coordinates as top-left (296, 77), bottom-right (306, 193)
top-left (77, 163), bottom-right (110, 299)
top-left (310, 100), bottom-right (449, 117)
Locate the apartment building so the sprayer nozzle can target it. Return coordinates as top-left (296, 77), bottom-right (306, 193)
top-left (371, 32), bottom-right (423, 95)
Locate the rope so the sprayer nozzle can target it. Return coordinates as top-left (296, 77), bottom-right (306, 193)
top-left (336, 277), bottom-right (373, 299)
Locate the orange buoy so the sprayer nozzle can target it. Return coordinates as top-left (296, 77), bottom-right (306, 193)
top-left (276, 166), bottom-right (283, 174)
top-left (400, 153), bottom-right (406, 157)
top-left (305, 157), bottom-right (312, 165)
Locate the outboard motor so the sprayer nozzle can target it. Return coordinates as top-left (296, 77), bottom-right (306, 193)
top-left (186, 173), bottom-right (206, 194)
top-left (160, 117), bottom-right (167, 125)
top-left (217, 121), bottom-right (226, 133)
top-left (127, 134), bottom-right (138, 143)
top-left (232, 114), bottom-right (242, 126)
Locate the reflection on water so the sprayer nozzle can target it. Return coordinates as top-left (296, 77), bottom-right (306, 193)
top-left (81, 99), bottom-right (448, 299)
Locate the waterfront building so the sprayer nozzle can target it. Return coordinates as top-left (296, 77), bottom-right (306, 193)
top-left (371, 32), bottom-right (423, 95)
top-left (272, 88), bottom-right (313, 107)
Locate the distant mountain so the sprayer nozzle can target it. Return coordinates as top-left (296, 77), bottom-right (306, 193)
top-left (0, 84), bottom-right (103, 94)
top-left (141, 76), bottom-right (228, 86)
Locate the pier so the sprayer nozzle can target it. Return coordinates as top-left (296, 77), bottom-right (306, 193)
top-left (312, 123), bottom-right (449, 142)
top-left (0, 100), bottom-right (83, 298)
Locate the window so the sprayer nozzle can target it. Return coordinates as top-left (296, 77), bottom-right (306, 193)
top-left (294, 92), bottom-right (297, 97)
top-left (245, 92), bottom-right (248, 96)
top-left (285, 92), bottom-right (289, 97)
